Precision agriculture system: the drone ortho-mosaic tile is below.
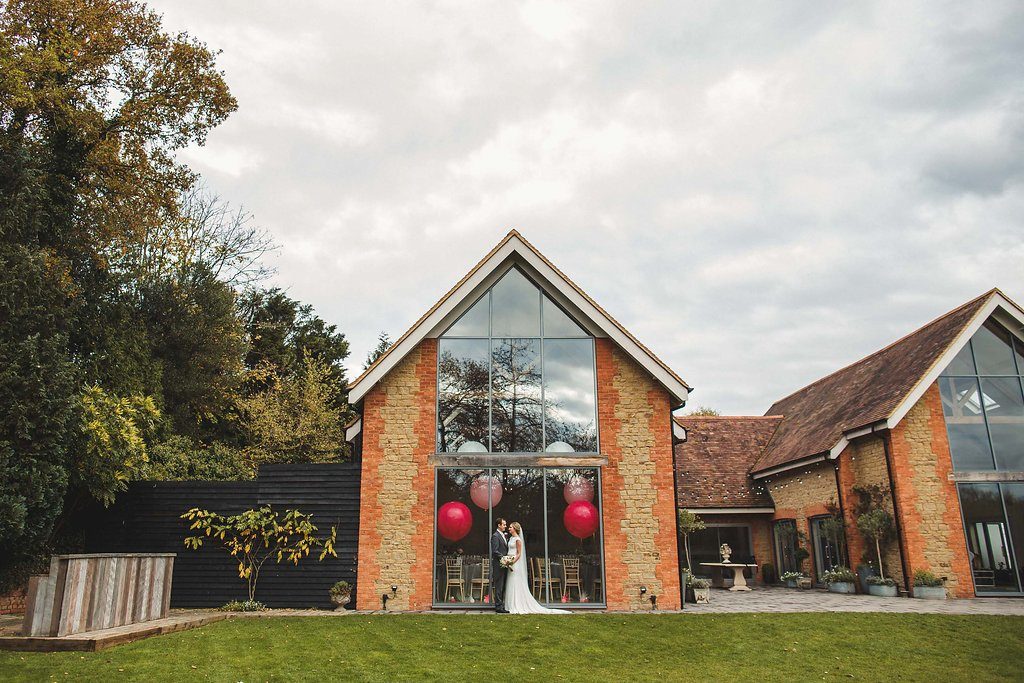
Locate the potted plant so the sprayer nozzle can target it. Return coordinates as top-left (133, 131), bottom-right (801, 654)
top-left (911, 570), bottom-right (946, 600)
top-left (677, 510), bottom-right (706, 574)
top-left (761, 563), bottom-right (777, 585)
top-left (691, 577), bottom-right (711, 604)
top-left (329, 580), bottom-right (352, 609)
top-left (867, 576), bottom-right (898, 597)
top-left (854, 484), bottom-right (896, 591)
top-left (821, 566), bottom-right (857, 594)
top-left (780, 571), bottom-right (803, 588)
top-left (856, 554), bottom-right (879, 594)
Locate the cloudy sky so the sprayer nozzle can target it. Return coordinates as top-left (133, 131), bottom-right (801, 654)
top-left (151, 1), bottom-right (1024, 414)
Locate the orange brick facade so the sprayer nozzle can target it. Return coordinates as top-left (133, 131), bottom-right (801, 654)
top-left (356, 337), bottom-right (682, 610)
top-left (764, 461), bottom-right (839, 579)
top-left (596, 339), bottom-right (682, 610)
top-left (356, 339), bottom-right (437, 610)
top-left (887, 382), bottom-right (974, 597)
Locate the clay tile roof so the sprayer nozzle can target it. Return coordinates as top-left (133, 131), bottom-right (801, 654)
top-left (750, 290), bottom-right (998, 474)
top-left (674, 415), bottom-right (781, 509)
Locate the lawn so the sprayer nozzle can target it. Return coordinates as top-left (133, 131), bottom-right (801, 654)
top-left (2, 613), bottom-right (1021, 682)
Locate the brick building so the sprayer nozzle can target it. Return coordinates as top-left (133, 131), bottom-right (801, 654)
top-left (345, 231), bottom-right (686, 610)
top-left (676, 289), bottom-right (1024, 597)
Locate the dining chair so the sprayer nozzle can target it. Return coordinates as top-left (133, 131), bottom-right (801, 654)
top-left (535, 558), bottom-right (560, 601)
top-left (471, 558), bottom-right (490, 601)
top-left (444, 556), bottom-right (464, 602)
top-left (561, 556), bottom-right (582, 600)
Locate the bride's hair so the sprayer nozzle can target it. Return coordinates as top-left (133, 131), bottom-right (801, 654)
top-left (510, 522), bottom-right (522, 536)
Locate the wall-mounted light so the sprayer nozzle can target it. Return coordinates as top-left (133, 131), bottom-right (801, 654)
top-left (639, 586), bottom-right (647, 597)
top-left (382, 585), bottom-right (398, 610)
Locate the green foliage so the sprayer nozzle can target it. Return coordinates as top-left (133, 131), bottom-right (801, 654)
top-left (237, 354), bottom-right (349, 466)
top-left (219, 599), bottom-right (267, 612)
top-left (761, 563), bottom-right (777, 584)
top-left (75, 385), bottom-right (159, 505)
top-left (867, 576), bottom-right (897, 587)
top-left (329, 580), bottom-right (351, 597)
top-left (182, 505), bottom-right (337, 602)
top-left (913, 570), bottom-right (944, 588)
top-left (854, 483), bottom-right (895, 580)
top-left (145, 435), bottom-right (253, 481)
top-left (780, 571), bottom-right (805, 582)
top-left (363, 331), bottom-right (392, 370)
top-left (676, 509), bottom-right (706, 570)
top-left (683, 406), bottom-right (720, 416)
top-left (821, 566), bottom-right (857, 584)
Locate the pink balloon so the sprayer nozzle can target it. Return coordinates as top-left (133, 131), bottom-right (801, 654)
top-left (438, 502), bottom-right (473, 541)
top-left (470, 475), bottom-right (503, 510)
top-left (563, 476), bottom-right (595, 504)
top-left (564, 500), bottom-right (599, 539)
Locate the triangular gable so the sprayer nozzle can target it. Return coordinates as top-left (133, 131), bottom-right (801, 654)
top-left (348, 230), bottom-right (690, 406)
top-left (751, 288), bottom-right (1024, 478)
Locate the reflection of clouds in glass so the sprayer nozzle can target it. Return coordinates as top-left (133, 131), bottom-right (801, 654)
top-left (544, 339), bottom-right (597, 451)
top-left (490, 268), bottom-right (540, 337)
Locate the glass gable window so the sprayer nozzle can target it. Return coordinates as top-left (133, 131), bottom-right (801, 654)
top-left (438, 267), bottom-right (597, 454)
top-left (939, 319), bottom-right (1024, 471)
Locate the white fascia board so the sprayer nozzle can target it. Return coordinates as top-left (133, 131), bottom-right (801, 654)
top-left (887, 295), bottom-right (1024, 429)
top-left (683, 507), bottom-right (775, 514)
top-left (673, 422), bottom-right (687, 442)
top-left (345, 418), bottom-right (362, 443)
top-left (348, 234), bottom-right (690, 406)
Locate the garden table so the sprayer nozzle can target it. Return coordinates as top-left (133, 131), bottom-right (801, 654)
top-left (699, 562), bottom-right (759, 591)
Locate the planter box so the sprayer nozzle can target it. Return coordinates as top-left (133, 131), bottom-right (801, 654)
top-left (868, 584), bottom-right (898, 597)
top-left (912, 586), bottom-right (946, 600)
top-left (784, 580), bottom-right (798, 588)
top-left (857, 566), bottom-right (878, 594)
top-left (693, 587), bottom-right (711, 604)
top-left (828, 582), bottom-right (855, 594)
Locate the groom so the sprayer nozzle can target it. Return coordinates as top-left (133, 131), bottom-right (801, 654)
top-left (490, 518), bottom-right (509, 613)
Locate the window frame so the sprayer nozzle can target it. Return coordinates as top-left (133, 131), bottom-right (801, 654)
top-left (435, 265), bottom-right (600, 456)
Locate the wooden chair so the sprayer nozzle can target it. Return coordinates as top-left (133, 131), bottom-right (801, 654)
top-left (532, 558), bottom-right (561, 600)
top-left (471, 558), bottom-right (490, 601)
top-left (561, 557), bottom-right (582, 600)
top-left (592, 577), bottom-right (603, 602)
top-left (444, 557), bottom-right (464, 602)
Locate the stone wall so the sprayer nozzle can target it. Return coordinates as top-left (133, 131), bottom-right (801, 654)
top-left (837, 436), bottom-right (905, 586)
top-left (355, 339), bottom-right (437, 610)
top-left (888, 382), bottom-right (974, 597)
top-left (763, 461), bottom-right (839, 579)
top-left (0, 587), bottom-right (26, 615)
top-left (597, 339), bottom-right (682, 610)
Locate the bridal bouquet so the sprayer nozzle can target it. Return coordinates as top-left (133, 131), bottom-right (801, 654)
top-left (499, 555), bottom-right (515, 571)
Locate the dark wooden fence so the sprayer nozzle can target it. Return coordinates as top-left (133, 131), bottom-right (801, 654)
top-left (82, 461), bottom-right (360, 609)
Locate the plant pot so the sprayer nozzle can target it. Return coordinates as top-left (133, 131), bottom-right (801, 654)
top-left (868, 584), bottom-right (897, 597)
top-left (693, 587), bottom-right (711, 604)
top-left (785, 580), bottom-right (798, 588)
top-left (912, 586), bottom-right (946, 600)
top-left (857, 565), bottom-right (877, 594)
top-left (828, 582), bottom-right (855, 594)
top-left (330, 593), bottom-right (351, 610)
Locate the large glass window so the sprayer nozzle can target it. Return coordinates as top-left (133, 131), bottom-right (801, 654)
top-left (773, 520), bottom-right (799, 576)
top-left (690, 525), bottom-right (754, 582)
top-left (437, 267), bottom-right (597, 454)
top-left (959, 483), bottom-right (1022, 594)
top-left (433, 467), bottom-right (604, 607)
top-left (940, 319), bottom-right (1024, 471)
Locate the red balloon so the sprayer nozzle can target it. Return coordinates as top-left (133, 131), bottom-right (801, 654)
top-left (563, 476), bottom-right (595, 504)
top-left (563, 500), bottom-right (599, 539)
top-left (437, 501), bottom-right (473, 541)
top-left (470, 475), bottom-right (503, 510)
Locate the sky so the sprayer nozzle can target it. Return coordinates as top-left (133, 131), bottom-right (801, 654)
top-left (150, 1), bottom-right (1024, 415)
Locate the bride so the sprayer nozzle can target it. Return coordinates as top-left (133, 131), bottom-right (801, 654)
top-left (503, 522), bottom-right (570, 615)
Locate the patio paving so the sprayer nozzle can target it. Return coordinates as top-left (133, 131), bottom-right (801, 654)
top-left (682, 586), bottom-right (1024, 616)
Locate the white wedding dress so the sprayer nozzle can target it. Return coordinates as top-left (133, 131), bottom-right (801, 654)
top-left (503, 535), bottom-right (570, 615)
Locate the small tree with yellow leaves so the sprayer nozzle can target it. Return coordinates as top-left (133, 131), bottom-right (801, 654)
top-left (182, 506), bottom-right (336, 603)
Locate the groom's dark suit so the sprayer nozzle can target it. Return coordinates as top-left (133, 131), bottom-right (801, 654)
top-left (490, 529), bottom-right (509, 612)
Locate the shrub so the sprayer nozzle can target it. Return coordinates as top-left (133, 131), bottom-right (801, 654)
top-left (220, 599), bottom-right (267, 612)
top-left (867, 576), bottom-right (897, 587)
top-left (690, 577), bottom-right (711, 589)
top-left (780, 571), bottom-right (804, 582)
top-left (821, 566), bottom-right (857, 584)
top-left (329, 580), bottom-right (351, 598)
top-left (912, 570), bottom-right (944, 587)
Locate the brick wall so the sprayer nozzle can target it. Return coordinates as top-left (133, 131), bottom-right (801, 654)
top-left (888, 382), bottom-right (974, 597)
top-left (764, 461), bottom-right (839, 579)
top-left (837, 436), bottom-right (905, 585)
top-left (0, 587), bottom-right (26, 615)
top-left (597, 339), bottom-right (682, 610)
top-left (355, 339), bottom-right (437, 610)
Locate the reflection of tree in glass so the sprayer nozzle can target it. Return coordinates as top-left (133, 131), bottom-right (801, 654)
top-left (491, 339), bottom-right (542, 452)
top-left (543, 415), bottom-right (597, 453)
top-left (437, 350), bottom-right (489, 452)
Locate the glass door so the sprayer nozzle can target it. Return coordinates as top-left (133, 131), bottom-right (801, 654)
top-left (810, 516), bottom-right (847, 584)
top-left (959, 483), bottom-right (1022, 594)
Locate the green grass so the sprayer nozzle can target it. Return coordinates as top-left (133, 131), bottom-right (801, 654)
top-left (2, 613), bottom-right (1022, 682)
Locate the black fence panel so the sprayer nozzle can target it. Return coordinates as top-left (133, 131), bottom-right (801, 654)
top-left (83, 461), bottom-right (361, 609)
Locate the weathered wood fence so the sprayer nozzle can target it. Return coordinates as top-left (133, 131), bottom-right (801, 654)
top-left (23, 554), bottom-right (174, 636)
